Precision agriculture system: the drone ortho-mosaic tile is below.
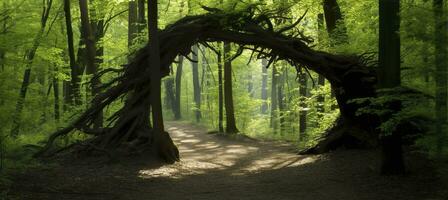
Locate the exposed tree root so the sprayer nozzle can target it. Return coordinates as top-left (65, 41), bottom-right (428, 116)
top-left (35, 6), bottom-right (378, 161)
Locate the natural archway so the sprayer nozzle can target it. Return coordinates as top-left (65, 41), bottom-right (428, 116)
top-left (35, 7), bottom-right (378, 163)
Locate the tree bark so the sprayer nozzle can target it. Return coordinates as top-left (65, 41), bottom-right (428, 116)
top-left (299, 71), bottom-right (308, 140)
top-left (174, 56), bottom-right (183, 119)
top-left (217, 45), bottom-right (224, 133)
top-left (323, 0), bottom-right (348, 45)
top-left (278, 69), bottom-right (285, 133)
top-left (223, 41), bottom-right (238, 134)
top-left (53, 66), bottom-right (60, 122)
top-left (261, 59), bottom-right (268, 114)
top-left (270, 65), bottom-right (278, 130)
top-left (128, 0), bottom-right (138, 49)
top-left (63, 0), bottom-right (81, 106)
top-left (79, 0), bottom-right (102, 129)
top-left (137, 0), bottom-right (146, 33)
top-left (148, 0), bottom-right (179, 164)
top-left (317, 13), bottom-right (325, 113)
top-left (191, 44), bottom-right (201, 122)
top-left (378, 0), bottom-right (404, 175)
top-left (164, 70), bottom-right (176, 111)
top-left (10, 0), bottom-right (53, 137)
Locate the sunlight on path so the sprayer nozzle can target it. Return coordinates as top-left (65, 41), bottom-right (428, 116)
top-left (138, 122), bottom-right (319, 179)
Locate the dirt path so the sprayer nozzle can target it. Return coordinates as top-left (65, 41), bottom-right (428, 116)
top-left (9, 122), bottom-right (445, 200)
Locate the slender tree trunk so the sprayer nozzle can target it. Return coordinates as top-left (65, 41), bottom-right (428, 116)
top-left (53, 66), bottom-right (60, 123)
top-left (79, 0), bottom-right (102, 129)
top-left (223, 41), bottom-right (238, 133)
top-left (174, 56), bottom-right (183, 119)
top-left (378, 0), bottom-right (404, 175)
top-left (248, 72), bottom-right (253, 98)
top-left (191, 44), bottom-right (201, 122)
top-left (164, 68), bottom-right (176, 112)
top-left (128, 0), bottom-right (138, 49)
top-left (217, 45), bottom-right (224, 132)
top-left (278, 69), bottom-right (285, 133)
top-left (270, 65), bottom-right (278, 130)
top-left (261, 59), bottom-right (268, 114)
top-left (299, 71), bottom-right (308, 140)
top-left (137, 0), bottom-right (146, 34)
top-left (63, 0), bottom-right (81, 106)
top-left (10, 0), bottom-right (53, 137)
top-left (317, 13), bottom-right (325, 113)
top-left (434, 0), bottom-right (447, 157)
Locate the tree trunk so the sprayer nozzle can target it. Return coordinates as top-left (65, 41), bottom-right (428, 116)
top-left (270, 65), bottom-right (278, 130)
top-left (174, 56), bottom-right (183, 119)
top-left (137, 0), bottom-right (146, 34)
top-left (53, 66), bottom-right (60, 123)
top-left (278, 69), bottom-right (285, 133)
top-left (63, 0), bottom-right (81, 106)
top-left (223, 41), bottom-right (238, 134)
top-left (128, 0), bottom-right (138, 49)
top-left (323, 0), bottom-right (348, 110)
top-left (317, 13), bottom-right (325, 114)
top-left (434, 0), bottom-right (447, 157)
top-left (298, 70), bottom-right (308, 140)
top-left (217, 45), bottom-right (224, 133)
top-left (79, 0), bottom-right (102, 129)
top-left (10, 0), bottom-right (52, 137)
top-left (323, 0), bottom-right (348, 45)
top-left (148, 0), bottom-right (179, 164)
top-left (378, 0), bottom-right (404, 175)
top-left (248, 72), bottom-right (253, 98)
top-left (261, 59), bottom-right (268, 114)
top-left (164, 70), bottom-right (176, 111)
top-left (191, 44), bottom-right (201, 122)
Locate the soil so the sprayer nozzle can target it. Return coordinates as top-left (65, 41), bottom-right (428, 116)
top-left (8, 121), bottom-right (446, 200)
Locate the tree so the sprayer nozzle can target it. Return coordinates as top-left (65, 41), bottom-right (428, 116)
top-left (223, 41), bottom-right (238, 134)
top-left (191, 44), bottom-right (202, 122)
top-left (79, 0), bottom-right (102, 129)
top-left (270, 65), bottom-right (278, 130)
top-left (137, 0), bottom-right (146, 34)
top-left (378, 0), bottom-right (404, 175)
top-left (278, 68), bottom-right (286, 133)
top-left (164, 68), bottom-right (176, 112)
top-left (148, 0), bottom-right (179, 163)
top-left (63, 0), bottom-right (82, 106)
top-left (10, 0), bottom-right (53, 137)
top-left (317, 13), bottom-right (325, 114)
top-left (434, 0), bottom-right (447, 156)
top-left (36, 9), bottom-right (378, 161)
top-left (323, 0), bottom-right (348, 45)
top-left (128, 0), bottom-right (138, 50)
top-left (217, 44), bottom-right (224, 132)
top-left (173, 56), bottom-right (183, 120)
top-left (261, 59), bottom-right (268, 114)
top-left (299, 70), bottom-right (308, 140)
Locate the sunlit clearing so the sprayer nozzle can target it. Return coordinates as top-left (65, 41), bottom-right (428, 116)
top-left (138, 124), bottom-right (319, 179)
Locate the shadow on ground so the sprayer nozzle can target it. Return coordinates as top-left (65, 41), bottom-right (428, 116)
top-left (8, 121), bottom-right (445, 200)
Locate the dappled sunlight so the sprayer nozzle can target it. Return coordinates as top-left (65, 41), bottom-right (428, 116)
top-left (138, 160), bottom-right (225, 179)
top-left (137, 122), bottom-right (320, 180)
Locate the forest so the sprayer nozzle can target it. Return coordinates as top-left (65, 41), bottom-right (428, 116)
top-left (0, 0), bottom-right (447, 199)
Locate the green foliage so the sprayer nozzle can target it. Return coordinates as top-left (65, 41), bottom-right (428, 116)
top-left (350, 87), bottom-right (434, 136)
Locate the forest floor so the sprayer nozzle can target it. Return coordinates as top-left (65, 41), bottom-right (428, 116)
top-left (8, 121), bottom-right (447, 200)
